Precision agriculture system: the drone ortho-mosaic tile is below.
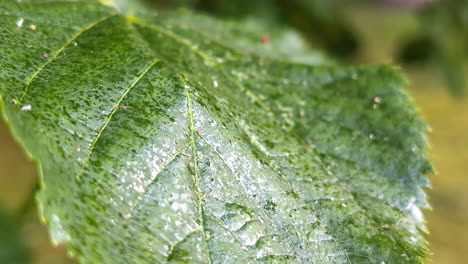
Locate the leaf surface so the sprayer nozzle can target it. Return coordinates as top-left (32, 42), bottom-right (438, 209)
top-left (0, 0), bottom-right (432, 263)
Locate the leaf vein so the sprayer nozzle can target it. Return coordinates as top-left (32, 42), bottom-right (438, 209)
top-left (76, 59), bottom-right (160, 180)
top-left (18, 13), bottom-right (118, 103)
top-left (180, 74), bottom-right (212, 264)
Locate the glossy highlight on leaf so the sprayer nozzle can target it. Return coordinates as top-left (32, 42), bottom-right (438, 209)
top-left (0, 0), bottom-right (432, 263)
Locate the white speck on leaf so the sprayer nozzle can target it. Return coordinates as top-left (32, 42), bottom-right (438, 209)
top-left (21, 105), bottom-right (32, 111)
top-left (123, 213), bottom-right (132, 220)
top-left (16, 18), bottom-right (24, 28)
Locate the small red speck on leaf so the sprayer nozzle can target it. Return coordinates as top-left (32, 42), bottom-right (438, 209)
top-left (261, 35), bottom-right (270, 44)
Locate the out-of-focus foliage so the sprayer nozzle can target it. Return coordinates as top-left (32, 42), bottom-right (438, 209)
top-left (154, 0), bottom-right (468, 96)
top-left (152, 0), bottom-right (359, 59)
top-left (0, 208), bottom-right (30, 264)
top-left (398, 0), bottom-right (468, 95)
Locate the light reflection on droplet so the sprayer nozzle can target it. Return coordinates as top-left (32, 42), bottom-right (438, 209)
top-left (16, 18), bottom-right (24, 28)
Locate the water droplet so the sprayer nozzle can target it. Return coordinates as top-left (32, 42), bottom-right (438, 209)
top-left (73, 42), bottom-right (78, 46)
top-left (123, 213), bottom-right (132, 220)
top-left (369, 134), bottom-right (375, 140)
top-left (133, 184), bottom-right (144, 193)
top-left (213, 80), bottom-right (218, 87)
top-left (237, 221), bottom-right (264, 246)
top-left (16, 18), bottom-right (24, 28)
top-left (49, 214), bottom-right (71, 244)
top-left (21, 105), bottom-right (31, 111)
top-left (411, 146), bottom-right (418, 153)
top-left (222, 211), bottom-right (251, 231)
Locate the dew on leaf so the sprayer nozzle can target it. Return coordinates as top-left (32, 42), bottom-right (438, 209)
top-left (123, 213), bottom-right (132, 220)
top-left (237, 221), bottom-right (265, 246)
top-left (21, 105), bottom-right (31, 111)
top-left (213, 80), bottom-right (218, 87)
top-left (50, 214), bottom-right (71, 244)
top-left (16, 18), bottom-right (24, 28)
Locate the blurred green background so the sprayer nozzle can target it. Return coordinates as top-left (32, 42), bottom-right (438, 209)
top-left (1, 0), bottom-right (467, 263)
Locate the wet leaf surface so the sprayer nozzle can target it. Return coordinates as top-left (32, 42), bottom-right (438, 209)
top-left (0, 0), bottom-right (432, 263)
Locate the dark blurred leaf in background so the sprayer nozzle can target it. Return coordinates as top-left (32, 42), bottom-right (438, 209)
top-left (0, 207), bottom-right (30, 264)
top-left (151, 0), bottom-right (359, 59)
top-left (398, 0), bottom-right (468, 96)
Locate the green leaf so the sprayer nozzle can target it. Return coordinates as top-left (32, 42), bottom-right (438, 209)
top-left (156, 10), bottom-right (331, 66)
top-left (0, 0), bottom-right (432, 263)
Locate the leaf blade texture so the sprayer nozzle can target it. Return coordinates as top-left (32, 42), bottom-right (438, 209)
top-left (0, 0), bottom-right (432, 263)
